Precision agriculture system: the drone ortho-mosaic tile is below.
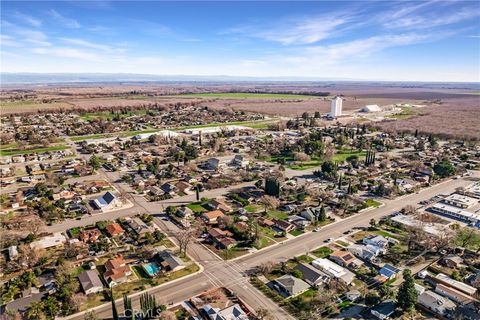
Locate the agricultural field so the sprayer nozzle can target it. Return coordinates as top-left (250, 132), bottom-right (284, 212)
top-left (171, 92), bottom-right (322, 99)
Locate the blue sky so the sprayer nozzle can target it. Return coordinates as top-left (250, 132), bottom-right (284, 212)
top-left (1, 1), bottom-right (479, 81)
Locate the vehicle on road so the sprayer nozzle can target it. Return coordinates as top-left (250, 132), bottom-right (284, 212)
top-left (313, 228), bottom-right (321, 232)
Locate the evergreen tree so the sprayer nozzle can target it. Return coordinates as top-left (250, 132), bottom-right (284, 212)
top-left (111, 290), bottom-right (119, 320)
top-left (264, 176), bottom-right (280, 197)
top-left (195, 185), bottom-right (200, 201)
top-left (397, 269), bottom-right (418, 311)
top-left (123, 294), bottom-right (134, 320)
top-left (318, 206), bottom-right (327, 222)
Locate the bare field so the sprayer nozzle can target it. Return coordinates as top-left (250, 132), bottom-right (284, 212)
top-left (1, 83), bottom-right (479, 140)
top-left (374, 97), bottom-right (480, 140)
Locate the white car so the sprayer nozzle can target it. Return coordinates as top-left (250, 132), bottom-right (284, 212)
top-left (313, 228), bottom-right (321, 232)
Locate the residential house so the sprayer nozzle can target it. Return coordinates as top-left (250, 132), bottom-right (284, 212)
top-left (258, 217), bottom-right (274, 228)
top-left (288, 215), bottom-right (310, 229)
top-left (370, 300), bottom-right (396, 320)
top-left (347, 244), bottom-right (379, 263)
top-left (91, 192), bottom-right (123, 212)
top-left (440, 255), bottom-right (463, 268)
top-left (295, 263), bottom-right (330, 286)
top-left (208, 228), bottom-right (237, 249)
top-left (467, 271), bottom-right (480, 288)
top-left (126, 217), bottom-right (154, 236)
top-left (454, 305), bottom-right (480, 320)
top-left (148, 186), bottom-right (164, 196)
top-left (105, 223), bottom-right (125, 237)
top-left (205, 158), bottom-right (224, 171)
top-left (173, 206), bottom-right (194, 227)
top-left (272, 219), bottom-right (295, 232)
top-left (156, 250), bottom-right (185, 272)
top-left (79, 229), bottom-right (102, 243)
top-left (312, 258), bottom-right (355, 285)
top-left (160, 183), bottom-right (177, 195)
top-left (346, 290), bottom-right (361, 302)
top-left (329, 251), bottom-right (364, 269)
top-left (4, 287), bottom-right (45, 315)
top-left (202, 303), bottom-right (248, 320)
top-left (418, 290), bottom-right (456, 318)
top-left (78, 270), bottom-right (104, 295)
top-left (175, 181), bottom-right (193, 195)
top-left (103, 256), bottom-right (132, 287)
top-left (435, 283), bottom-right (476, 305)
top-left (230, 155), bottom-right (249, 168)
top-left (299, 206), bottom-right (328, 222)
top-left (201, 210), bottom-right (225, 225)
top-left (379, 264), bottom-right (401, 280)
top-left (363, 235), bottom-right (389, 253)
top-left (272, 274), bottom-right (310, 298)
top-left (30, 233), bottom-right (66, 250)
top-left (208, 197), bottom-right (232, 213)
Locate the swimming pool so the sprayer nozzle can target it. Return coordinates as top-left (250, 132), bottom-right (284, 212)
top-left (142, 262), bottom-right (160, 277)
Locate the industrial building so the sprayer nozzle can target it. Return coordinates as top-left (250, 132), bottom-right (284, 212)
top-left (329, 96), bottom-right (343, 118)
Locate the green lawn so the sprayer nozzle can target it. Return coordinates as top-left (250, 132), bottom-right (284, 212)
top-left (170, 92), bottom-right (322, 99)
top-left (186, 202), bottom-right (208, 213)
top-left (266, 154), bottom-right (322, 170)
top-left (245, 205), bottom-right (260, 213)
top-left (287, 160), bottom-right (322, 170)
top-left (311, 246), bottom-right (333, 258)
top-left (363, 199), bottom-right (382, 208)
top-left (267, 210), bottom-right (289, 220)
top-left (333, 150), bottom-right (367, 163)
top-left (171, 119), bottom-right (275, 131)
top-left (335, 240), bottom-right (349, 247)
top-left (289, 229), bottom-right (304, 237)
top-left (0, 145), bottom-right (69, 156)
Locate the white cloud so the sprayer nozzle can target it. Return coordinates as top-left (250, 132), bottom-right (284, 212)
top-left (12, 11), bottom-right (42, 27)
top-left (0, 35), bottom-right (22, 47)
top-left (227, 13), bottom-right (352, 45)
top-left (48, 9), bottom-right (81, 28)
top-left (383, 2), bottom-right (480, 29)
top-left (59, 38), bottom-right (112, 51)
top-left (15, 28), bottom-right (51, 46)
top-left (256, 15), bottom-right (350, 45)
top-left (31, 47), bottom-right (100, 61)
top-left (302, 33), bottom-right (432, 63)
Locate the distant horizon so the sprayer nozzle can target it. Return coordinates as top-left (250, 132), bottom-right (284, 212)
top-left (1, 1), bottom-right (479, 82)
top-left (2, 72), bottom-right (480, 85)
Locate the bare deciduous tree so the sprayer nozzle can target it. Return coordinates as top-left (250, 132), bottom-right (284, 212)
top-left (259, 195), bottom-right (280, 214)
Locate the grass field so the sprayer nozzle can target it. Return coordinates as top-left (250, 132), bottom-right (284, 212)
top-left (333, 149), bottom-right (366, 163)
top-left (171, 119), bottom-right (275, 131)
top-left (0, 145), bottom-right (69, 156)
top-left (171, 92), bottom-right (322, 99)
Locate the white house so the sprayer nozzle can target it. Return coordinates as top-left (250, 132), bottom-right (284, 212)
top-left (30, 233), bottom-right (66, 250)
top-left (91, 192), bottom-right (123, 212)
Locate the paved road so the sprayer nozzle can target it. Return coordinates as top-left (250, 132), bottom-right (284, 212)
top-left (62, 173), bottom-right (478, 320)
